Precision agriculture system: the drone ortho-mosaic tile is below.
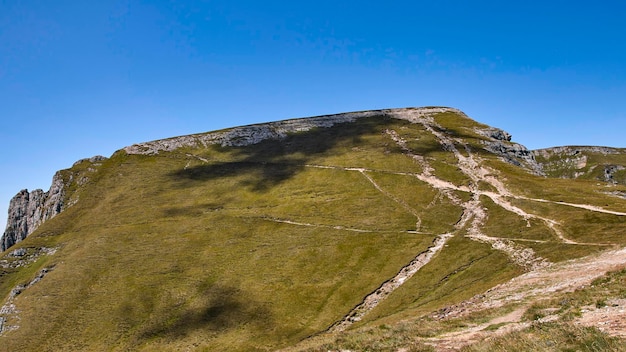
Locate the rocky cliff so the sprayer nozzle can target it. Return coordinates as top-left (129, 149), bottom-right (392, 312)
top-left (1, 155), bottom-right (107, 251)
top-left (476, 126), bottom-right (544, 175)
top-left (1, 173), bottom-right (65, 251)
top-left (124, 106), bottom-right (540, 171)
top-left (123, 108), bottom-right (458, 155)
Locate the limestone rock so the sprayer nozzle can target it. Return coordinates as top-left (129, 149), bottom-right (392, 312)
top-left (1, 171), bottom-right (65, 251)
top-left (533, 146), bottom-right (626, 185)
top-left (604, 165), bottom-right (626, 184)
top-left (476, 127), bottom-right (512, 142)
top-left (123, 107), bottom-right (462, 155)
top-left (1, 154), bottom-right (108, 252)
top-left (477, 128), bottom-right (543, 175)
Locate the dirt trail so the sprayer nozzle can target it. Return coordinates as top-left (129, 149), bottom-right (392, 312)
top-left (525, 197), bottom-right (626, 216)
top-left (399, 113), bottom-right (625, 249)
top-left (576, 298), bottom-right (626, 338)
top-left (428, 307), bottom-right (531, 351)
top-left (425, 247), bottom-right (626, 350)
top-left (313, 111), bottom-right (625, 334)
top-left (386, 122), bottom-right (552, 269)
top-left (329, 233), bottom-right (453, 332)
top-left (261, 217), bottom-right (382, 233)
top-left (357, 169), bottom-right (423, 231)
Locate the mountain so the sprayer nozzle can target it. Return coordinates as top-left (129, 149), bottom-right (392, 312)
top-left (534, 146), bottom-right (626, 186)
top-left (1, 107), bottom-right (625, 351)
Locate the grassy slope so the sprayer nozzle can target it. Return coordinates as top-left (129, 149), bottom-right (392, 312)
top-left (462, 267), bottom-right (626, 352)
top-left (535, 147), bottom-right (626, 185)
top-left (290, 267), bottom-right (626, 352)
top-left (1, 116), bottom-right (440, 351)
top-left (1, 111), bottom-right (625, 351)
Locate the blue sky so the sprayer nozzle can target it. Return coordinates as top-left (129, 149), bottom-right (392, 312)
top-left (1, 1), bottom-right (626, 232)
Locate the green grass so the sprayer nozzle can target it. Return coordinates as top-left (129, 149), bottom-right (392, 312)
top-left (462, 323), bottom-right (625, 352)
top-left (2, 110), bottom-right (625, 351)
top-left (463, 268), bottom-right (626, 351)
top-left (0, 117), bottom-right (449, 351)
top-left (480, 196), bottom-right (554, 242)
top-left (357, 235), bottom-right (522, 326)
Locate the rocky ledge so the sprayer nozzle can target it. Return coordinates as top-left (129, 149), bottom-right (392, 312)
top-left (476, 126), bottom-right (543, 175)
top-left (1, 173), bottom-right (65, 252)
top-left (123, 107), bottom-right (460, 155)
top-left (1, 155), bottom-right (107, 251)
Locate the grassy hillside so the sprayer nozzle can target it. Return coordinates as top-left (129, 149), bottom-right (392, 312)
top-left (534, 146), bottom-right (626, 186)
top-left (1, 108), bottom-right (625, 351)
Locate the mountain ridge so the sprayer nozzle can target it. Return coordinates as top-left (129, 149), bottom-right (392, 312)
top-left (1, 107), bottom-right (625, 351)
top-left (122, 107), bottom-right (462, 154)
top-left (4, 106), bottom-right (623, 251)
top-left (0, 107), bottom-right (474, 251)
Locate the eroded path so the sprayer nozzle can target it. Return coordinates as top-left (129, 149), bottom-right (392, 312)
top-left (274, 111), bottom-right (626, 334)
top-left (425, 247), bottom-right (626, 350)
top-left (328, 233), bottom-right (453, 332)
top-left (261, 217), bottom-right (384, 233)
top-left (384, 122), bottom-right (552, 270)
top-left (323, 111), bottom-right (626, 332)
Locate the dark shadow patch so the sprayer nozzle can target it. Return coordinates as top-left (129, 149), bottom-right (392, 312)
top-left (165, 114), bottom-right (499, 194)
top-left (138, 284), bottom-right (273, 341)
top-left (168, 116), bottom-right (396, 191)
top-left (161, 202), bottom-right (225, 217)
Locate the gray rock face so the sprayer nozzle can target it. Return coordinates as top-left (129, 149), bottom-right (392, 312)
top-left (476, 127), bottom-right (512, 142)
top-left (533, 146), bottom-right (626, 184)
top-left (73, 155), bottom-right (108, 167)
top-left (123, 111), bottom-right (379, 155)
top-left (535, 146), bottom-right (621, 157)
top-left (1, 172), bottom-right (66, 251)
top-left (486, 140), bottom-right (542, 174)
top-left (123, 107), bottom-right (462, 155)
top-left (1, 155), bottom-right (107, 252)
top-left (476, 127), bottom-right (543, 175)
top-left (604, 165), bottom-right (626, 184)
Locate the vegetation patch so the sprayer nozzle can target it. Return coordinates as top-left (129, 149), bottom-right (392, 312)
top-left (2, 109), bottom-right (625, 351)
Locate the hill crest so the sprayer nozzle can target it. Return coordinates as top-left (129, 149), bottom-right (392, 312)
top-left (1, 106), bottom-right (625, 351)
top-left (2, 106), bottom-right (539, 252)
top-left (123, 107), bottom-right (462, 154)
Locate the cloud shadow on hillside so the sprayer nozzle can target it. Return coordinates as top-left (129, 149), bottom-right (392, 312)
top-left (166, 115), bottom-right (499, 192)
top-left (138, 284), bottom-right (273, 341)
top-left (168, 116), bottom-right (399, 192)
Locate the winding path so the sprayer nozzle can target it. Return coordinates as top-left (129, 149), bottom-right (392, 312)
top-left (320, 111), bottom-right (626, 331)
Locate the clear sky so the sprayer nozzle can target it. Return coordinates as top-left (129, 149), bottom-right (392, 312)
top-left (1, 1), bottom-right (625, 232)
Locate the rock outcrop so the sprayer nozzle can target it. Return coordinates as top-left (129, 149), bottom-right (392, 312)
top-left (533, 146), bottom-right (626, 185)
top-left (477, 127), bottom-right (512, 142)
top-left (1, 173), bottom-right (65, 251)
top-left (124, 107), bottom-right (462, 155)
top-left (534, 146), bottom-right (621, 158)
top-left (123, 111), bottom-right (375, 155)
top-left (1, 155), bottom-right (108, 252)
top-left (604, 165), bottom-right (626, 184)
top-left (476, 127), bottom-right (543, 175)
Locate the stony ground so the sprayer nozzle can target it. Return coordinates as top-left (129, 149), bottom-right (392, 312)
top-left (425, 247), bottom-right (626, 350)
